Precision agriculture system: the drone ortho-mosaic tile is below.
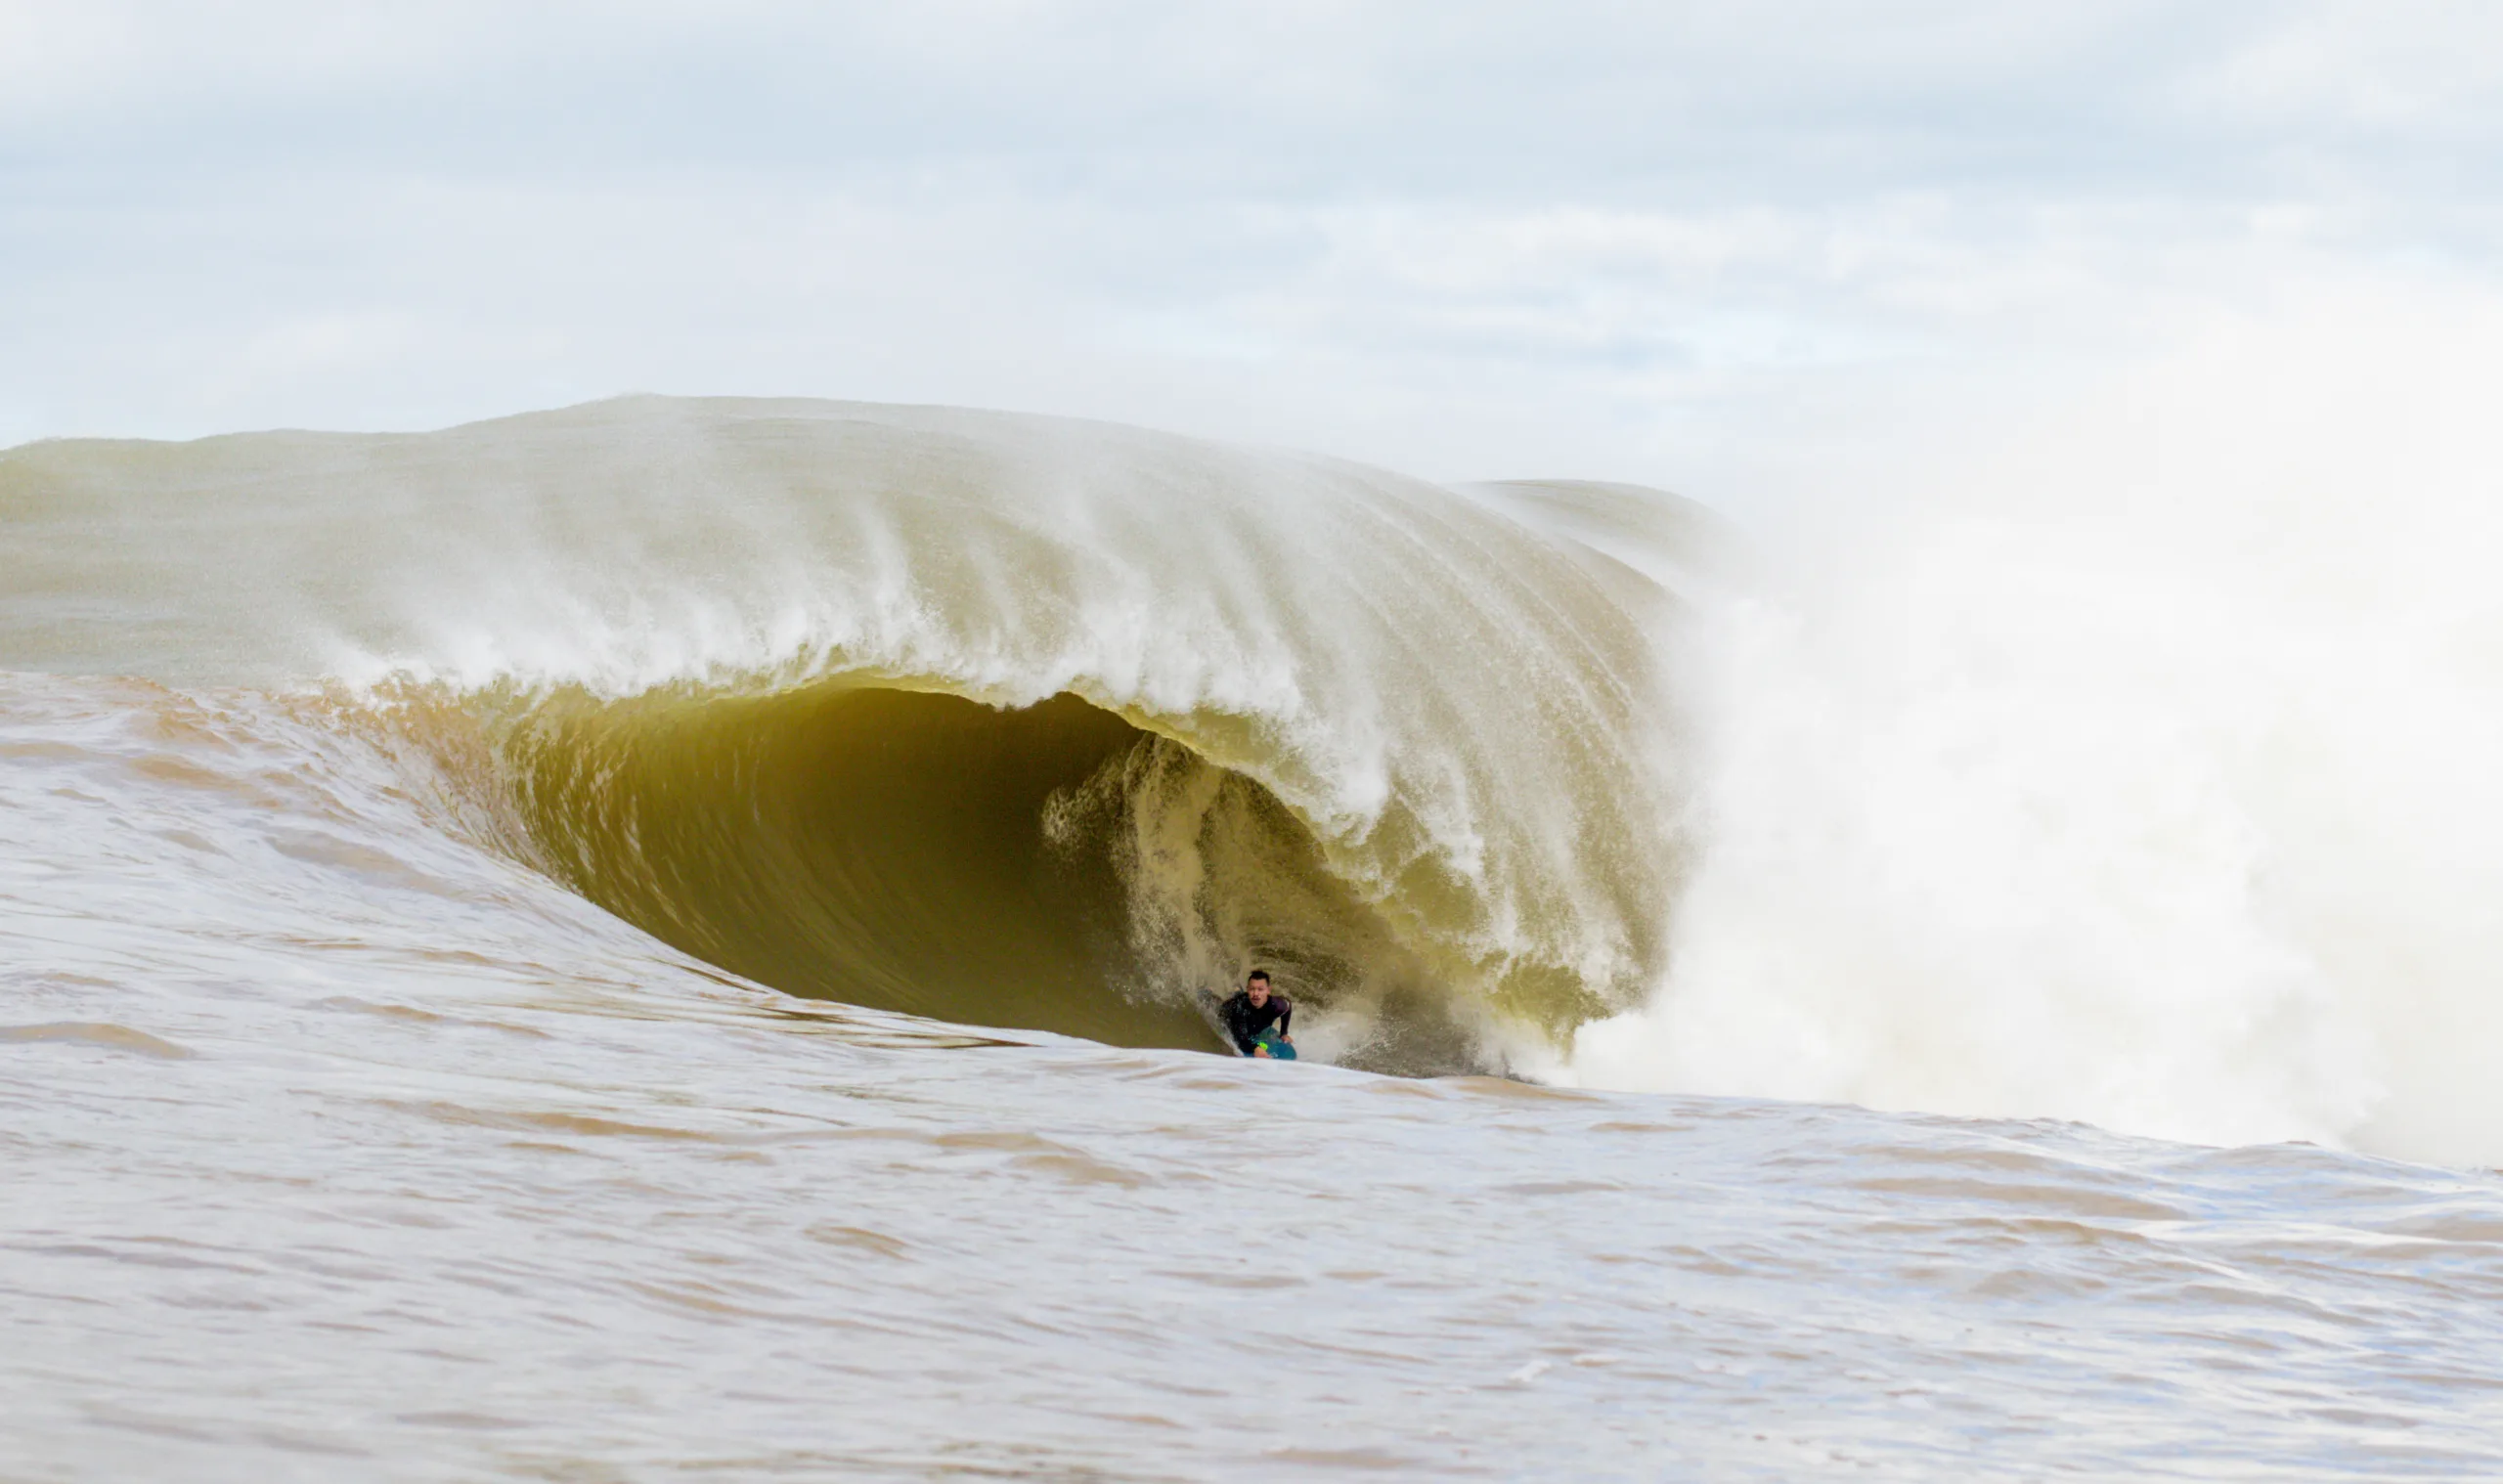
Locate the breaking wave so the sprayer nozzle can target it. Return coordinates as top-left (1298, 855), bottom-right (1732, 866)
top-left (17, 382), bottom-right (2503, 1162)
top-left (0, 396), bottom-right (1708, 1072)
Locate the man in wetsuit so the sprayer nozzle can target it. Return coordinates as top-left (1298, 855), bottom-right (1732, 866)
top-left (1219, 970), bottom-right (1295, 1059)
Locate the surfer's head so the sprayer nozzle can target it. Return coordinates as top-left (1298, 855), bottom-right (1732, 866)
top-left (1246, 970), bottom-right (1271, 1006)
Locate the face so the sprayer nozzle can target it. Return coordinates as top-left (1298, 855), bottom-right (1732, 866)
top-left (1247, 980), bottom-right (1268, 1006)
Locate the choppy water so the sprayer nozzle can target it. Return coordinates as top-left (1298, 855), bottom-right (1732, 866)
top-left (9, 400), bottom-right (2503, 1478)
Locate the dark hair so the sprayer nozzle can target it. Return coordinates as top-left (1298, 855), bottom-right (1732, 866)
top-left (1247, 970), bottom-right (1271, 985)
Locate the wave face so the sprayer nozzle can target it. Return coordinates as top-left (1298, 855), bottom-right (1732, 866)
top-left (1, 397), bottom-right (1697, 1070)
top-left (498, 681), bottom-right (1451, 1061)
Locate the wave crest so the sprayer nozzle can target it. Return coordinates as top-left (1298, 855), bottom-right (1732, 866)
top-left (3, 396), bottom-right (1701, 1065)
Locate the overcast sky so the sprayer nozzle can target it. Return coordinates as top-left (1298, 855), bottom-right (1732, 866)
top-left (6, 2), bottom-right (2500, 508)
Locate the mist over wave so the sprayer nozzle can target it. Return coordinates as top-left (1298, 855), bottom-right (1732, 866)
top-left (1567, 296), bottom-right (2503, 1166)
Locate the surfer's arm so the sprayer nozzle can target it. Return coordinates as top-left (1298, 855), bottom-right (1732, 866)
top-left (1217, 995), bottom-right (1252, 1053)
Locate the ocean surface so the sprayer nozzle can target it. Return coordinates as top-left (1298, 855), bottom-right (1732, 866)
top-left (7, 397), bottom-right (2502, 1479)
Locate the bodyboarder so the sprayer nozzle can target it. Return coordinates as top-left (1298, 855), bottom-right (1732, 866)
top-left (1218, 970), bottom-right (1295, 1059)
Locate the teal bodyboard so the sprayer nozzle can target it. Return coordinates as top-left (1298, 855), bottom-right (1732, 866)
top-left (1252, 1031), bottom-right (1296, 1061)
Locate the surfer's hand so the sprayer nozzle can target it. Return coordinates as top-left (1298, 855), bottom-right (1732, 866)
top-left (1252, 1045), bottom-right (1271, 1058)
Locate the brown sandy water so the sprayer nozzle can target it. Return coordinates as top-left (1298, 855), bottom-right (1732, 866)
top-left (8, 400), bottom-right (2503, 1478)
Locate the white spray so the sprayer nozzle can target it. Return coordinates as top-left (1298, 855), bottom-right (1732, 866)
top-left (1568, 281), bottom-right (2503, 1166)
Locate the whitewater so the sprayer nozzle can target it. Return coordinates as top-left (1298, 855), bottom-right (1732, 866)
top-left (7, 395), bottom-right (2503, 1479)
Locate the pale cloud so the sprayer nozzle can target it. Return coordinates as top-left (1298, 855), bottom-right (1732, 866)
top-left (3, 2), bottom-right (2497, 503)
top-left (2191, 4), bottom-right (2503, 130)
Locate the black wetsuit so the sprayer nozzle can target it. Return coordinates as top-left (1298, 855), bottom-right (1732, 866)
top-left (1218, 989), bottom-right (1293, 1054)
